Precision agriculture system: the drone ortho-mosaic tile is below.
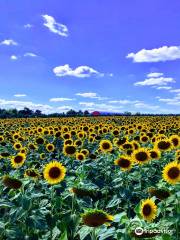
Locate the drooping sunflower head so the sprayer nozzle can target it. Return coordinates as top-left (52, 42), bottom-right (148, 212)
top-left (155, 139), bottom-right (172, 151)
top-left (162, 161), bottom-right (180, 184)
top-left (2, 175), bottom-right (22, 189)
top-left (63, 145), bottom-right (76, 156)
top-left (46, 143), bottom-right (55, 152)
top-left (43, 161), bottom-right (66, 184)
top-left (132, 148), bottom-right (150, 164)
top-left (81, 209), bottom-right (114, 227)
top-left (24, 168), bottom-right (40, 179)
top-left (35, 136), bottom-right (45, 145)
top-left (114, 155), bottom-right (132, 171)
top-left (11, 153), bottom-right (26, 168)
top-left (76, 152), bottom-right (86, 161)
top-left (140, 199), bottom-right (157, 222)
top-left (148, 187), bottom-right (170, 200)
top-left (99, 139), bottom-right (113, 153)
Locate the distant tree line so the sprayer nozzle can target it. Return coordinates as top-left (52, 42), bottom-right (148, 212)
top-left (0, 108), bottom-right (179, 119)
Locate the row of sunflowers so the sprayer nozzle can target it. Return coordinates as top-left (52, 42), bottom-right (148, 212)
top-left (0, 116), bottom-right (179, 239)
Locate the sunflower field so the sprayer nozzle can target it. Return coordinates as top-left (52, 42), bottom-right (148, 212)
top-left (0, 116), bottom-right (179, 240)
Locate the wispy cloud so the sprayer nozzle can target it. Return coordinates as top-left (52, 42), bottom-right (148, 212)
top-left (76, 92), bottom-right (108, 100)
top-left (24, 52), bottom-right (37, 57)
top-left (53, 64), bottom-right (104, 78)
top-left (155, 86), bottom-right (172, 90)
top-left (49, 97), bottom-right (75, 102)
top-left (24, 24), bottom-right (33, 28)
top-left (108, 100), bottom-right (140, 104)
top-left (134, 102), bottom-right (160, 110)
top-left (127, 46), bottom-right (180, 62)
top-left (0, 39), bottom-right (18, 46)
top-left (158, 93), bottom-right (180, 106)
top-left (14, 94), bottom-right (27, 97)
top-left (42, 14), bottom-right (68, 37)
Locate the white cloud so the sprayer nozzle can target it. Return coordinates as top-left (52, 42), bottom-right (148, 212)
top-left (0, 99), bottom-right (53, 114)
top-left (76, 92), bottom-right (97, 98)
top-left (10, 55), bottom-right (18, 60)
top-left (75, 92), bottom-right (108, 100)
top-left (57, 106), bottom-right (72, 112)
top-left (147, 72), bottom-right (163, 78)
top-left (79, 102), bottom-right (95, 107)
top-left (24, 52), bottom-right (37, 57)
top-left (42, 14), bottom-right (68, 37)
top-left (0, 39), bottom-right (18, 46)
top-left (158, 93), bottom-right (180, 106)
top-left (14, 94), bottom-right (27, 97)
top-left (155, 86), bottom-right (172, 90)
top-left (108, 100), bottom-right (140, 104)
top-left (134, 102), bottom-right (160, 110)
top-left (134, 77), bottom-right (175, 86)
top-left (170, 88), bottom-right (180, 93)
top-left (53, 64), bottom-right (104, 78)
top-left (24, 24), bottom-right (33, 28)
top-left (127, 46), bottom-right (180, 62)
top-left (49, 97), bottom-right (75, 102)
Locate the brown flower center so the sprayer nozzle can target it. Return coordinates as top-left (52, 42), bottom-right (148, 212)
top-left (135, 152), bottom-right (148, 161)
top-left (65, 145), bottom-right (76, 154)
top-left (157, 141), bottom-right (170, 150)
top-left (14, 156), bottom-right (23, 163)
top-left (49, 167), bottom-right (61, 179)
top-left (167, 167), bottom-right (179, 179)
top-left (118, 158), bottom-right (131, 168)
top-left (142, 204), bottom-right (152, 216)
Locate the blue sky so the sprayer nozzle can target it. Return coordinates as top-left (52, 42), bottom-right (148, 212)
top-left (0, 0), bottom-right (180, 114)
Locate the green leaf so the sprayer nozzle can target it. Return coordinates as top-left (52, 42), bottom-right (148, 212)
top-left (59, 230), bottom-right (68, 240)
top-left (52, 226), bottom-right (61, 240)
top-left (78, 226), bottom-right (91, 240)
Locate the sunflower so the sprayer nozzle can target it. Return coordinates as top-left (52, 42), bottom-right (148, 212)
top-left (20, 147), bottom-right (27, 154)
top-left (155, 139), bottom-right (172, 151)
top-left (132, 148), bottom-right (150, 164)
top-left (140, 199), bottom-right (157, 222)
top-left (24, 168), bottom-right (40, 179)
top-left (0, 135), bottom-right (4, 142)
top-left (149, 149), bottom-right (161, 160)
top-left (114, 155), bottom-right (132, 171)
top-left (11, 153), bottom-right (26, 168)
top-left (64, 139), bottom-right (73, 145)
top-left (162, 161), bottom-right (180, 184)
top-left (2, 175), bottom-right (22, 189)
top-left (43, 161), bottom-right (66, 184)
top-left (40, 153), bottom-right (46, 160)
top-left (80, 149), bottom-right (89, 157)
top-left (99, 139), bottom-right (113, 153)
top-left (13, 142), bottom-right (22, 150)
top-left (76, 152), bottom-right (86, 161)
top-left (81, 209), bottom-right (114, 227)
top-left (63, 145), bottom-right (76, 156)
top-left (169, 135), bottom-right (180, 148)
top-left (46, 143), bottom-right (55, 152)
